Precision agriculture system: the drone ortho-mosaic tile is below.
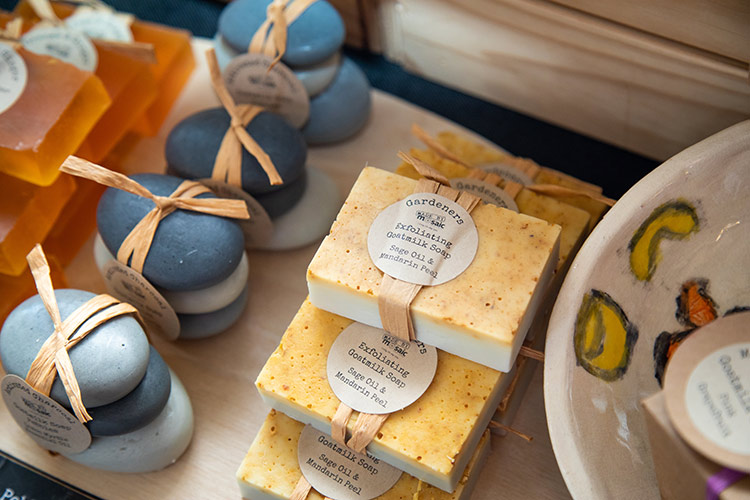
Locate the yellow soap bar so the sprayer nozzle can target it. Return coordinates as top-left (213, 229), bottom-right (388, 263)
top-left (0, 45), bottom-right (110, 186)
top-left (237, 410), bottom-right (491, 500)
top-left (395, 149), bottom-right (590, 273)
top-left (256, 299), bottom-right (509, 491)
top-left (307, 167), bottom-right (560, 372)
top-left (0, 171), bottom-right (77, 276)
top-left (434, 131), bottom-right (608, 228)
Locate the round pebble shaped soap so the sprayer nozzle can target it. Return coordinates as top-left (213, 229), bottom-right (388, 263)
top-left (254, 168), bottom-right (308, 218)
top-left (302, 57), bottom-right (372, 145)
top-left (165, 108), bottom-right (307, 196)
top-left (218, 0), bottom-right (344, 67)
top-left (0, 289), bottom-right (149, 408)
top-left (96, 173), bottom-right (245, 291)
top-left (178, 284), bottom-right (249, 339)
top-left (63, 369), bottom-right (193, 473)
top-left (87, 346), bottom-right (171, 437)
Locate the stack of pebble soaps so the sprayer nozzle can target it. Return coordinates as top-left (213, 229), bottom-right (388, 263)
top-left (214, 0), bottom-right (372, 145)
top-left (92, 173), bottom-right (250, 339)
top-left (0, 287), bottom-right (193, 472)
top-left (236, 164), bottom-right (561, 498)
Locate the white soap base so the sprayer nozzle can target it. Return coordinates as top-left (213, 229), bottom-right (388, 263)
top-left (63, 369), bottom-right (194, 473)
top-left (94, 233), bottom-right (249, 314)
top-left (258, 362), bottom-right (513, 492)
top-left (258, 166), bottom-right (341, 251)
top-left (309, 238), bottom-right (558, 372)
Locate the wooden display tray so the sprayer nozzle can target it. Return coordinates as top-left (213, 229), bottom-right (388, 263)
top-left (0, 40), bottom-right (570, 499)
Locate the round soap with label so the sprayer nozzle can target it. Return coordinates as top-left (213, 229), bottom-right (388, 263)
top-left (96, 173), bottom-right (245, 291)
top-left (218, 0), bottom-right (344, 67)
top-left (165, 107), bottom-right (307, 196)
top-left (0, 289), bottom-right (149, 408)
top-left (663, 311), bottom-right (750, 473)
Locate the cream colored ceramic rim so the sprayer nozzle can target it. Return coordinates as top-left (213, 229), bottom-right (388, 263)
top-left (543, 120), bottom-right (750, 499)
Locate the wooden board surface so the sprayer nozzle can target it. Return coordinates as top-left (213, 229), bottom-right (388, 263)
top-left (0, 40), bottom-right (571, 499)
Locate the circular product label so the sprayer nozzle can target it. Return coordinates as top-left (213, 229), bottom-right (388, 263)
top-left (2, 375), bottom-right (91, 454)
top-left (22, 25), bottom-right (98, 72)
top-left (367, 193), bottom-right (478, 286)
top-left (663, 311), bottom-right (750, 472)
top-left (297, 425), bottom-right (402, 500)
top-left (478, 163), bottom-right (534, 186)
top-left (0, 44), bottom-right (27, 114)
top-left (65, 8), bottom-right (133, 42)
top-left (327, 323), bottom-right (437, 415)
top-left (450, 177), bottom-right (519, 212)
top-left (102, 259), bottom-right (181, 341)
top-left (223, 53), bottom-right (309, 128)
top-left (199, 179), bottom-right (274, 249)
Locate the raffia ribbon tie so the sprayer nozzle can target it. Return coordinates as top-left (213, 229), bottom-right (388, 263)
top-left (23, 245), bottom-right (142, 424)
top-left (0, 18), bottom-right (23, 47)
top-left (205, 48), bottom-right (282, 187)
top-left (248, 0), bottom-right (317, 71)
top-left (59, 155), bottom-right (249, 275)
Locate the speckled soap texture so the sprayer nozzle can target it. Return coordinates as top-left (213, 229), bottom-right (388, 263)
top-left (0, 289), bottom-right (149, 408)
top-left (218, 0), bottom-right (345, 67)
top-left (96, 173), bottom-right (245, 291)
top-left (302, 57), bottom-right (372, 145)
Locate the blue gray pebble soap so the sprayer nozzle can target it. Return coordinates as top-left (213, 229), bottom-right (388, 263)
top-left (218, 0), bottom-right (344, 67)
top-left (0, 289), bottom-right (150, 409)
top-left (165, 108), bottom-right (307, 197)
top-left (96, 173), bottom-right (245, 291)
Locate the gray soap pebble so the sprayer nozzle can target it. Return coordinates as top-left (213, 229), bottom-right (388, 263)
top-left (96, 173), bottom-right (245, 291)
top-left (165, 108), bottom-right (307, 196)
top-left (218, 0), bottom-right (344, 67)
top-left (302, 57), bottom-right (372, 145)
top-left (0, 289), bottom-right (149, 408)
top-left (178, 283), bottom-right (249, 339)
top-left (255, 168), bottom-right (308, 218)
top-left (63, 369), bottom-right (194, 473)
top-left (86, 345), bottom-right (171, 437)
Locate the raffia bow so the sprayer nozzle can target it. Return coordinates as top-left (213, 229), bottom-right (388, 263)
top-left (248, 0), bottom-right (318, 71)
top-left (206, 47), bottom-right (282, 187)
top-left (24, 244), bottom-right (142, 424)
top-left (59, 156), bottom-right (250, 275)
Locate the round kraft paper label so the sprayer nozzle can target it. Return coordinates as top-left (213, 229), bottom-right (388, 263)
top-left (0, 44), bottom-right (27, 115)
top-left (327, 323), bottom-right (437, 414)
top-left (65, 8), bottom-right (133, 42)
top-left (22, 25), bottom-right (98, 72)
top-left (450, 177), bottom-right (519, 212)
top-left (223, 53), bottom-right (309, 128)
top-left (199, 179), bottom-right (274, 249)
top-left (663, 311), bottom-right (750, 472)
top-left (478, 163), bottom-right (534, 186)
top-left (297, 425), bottom-right (402, 500)
top-left (102, 259), bottom-right (181, 341)
top-left (2, 375), bottom-right (91, 454)
top-left (367, 192), bottom-right (478, 286)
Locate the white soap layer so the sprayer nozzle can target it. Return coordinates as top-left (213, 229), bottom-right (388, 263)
top-left (258, 362), bottom-right (512, 492)
top-left (63, 369), bottom-right (194, 473)
top-left (94, 233), bottom-right (249, 314)
top-left (258, 166), bottom-right (341, 251)
top-left (308, 239), bottom-right (556, 373)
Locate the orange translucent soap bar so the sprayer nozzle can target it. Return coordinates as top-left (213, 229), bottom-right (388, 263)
top-left (0, 254), bottom-right (67, 324)
top-left (0, 46), bottom-right (110, 186)
top-left (0, 171), bottom-right (77, 276)
top-left (129, 20), bottom-right (195, 136)
top-left (42, 177), bottom-right (105, 267)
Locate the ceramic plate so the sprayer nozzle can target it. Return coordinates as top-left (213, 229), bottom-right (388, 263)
top-left (544, 120), bottom-right (750, 499)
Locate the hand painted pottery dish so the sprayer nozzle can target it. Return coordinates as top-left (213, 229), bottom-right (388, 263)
top-left (544, 120), bottom-right (750, 499)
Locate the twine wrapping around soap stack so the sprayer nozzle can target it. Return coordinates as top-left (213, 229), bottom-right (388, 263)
top-left (411, 124), bottom-right (615, 206)
top-left (0, 18), bottom-right (23, 46)
top-left (25, 0), bottom-right (156, 63)
top-left (23, 244), bottom-right (142, 424)
top-left (247, 0), bottom-right (318, 71)
top-left (206, 47), bottom-right (283, 188)
top-left (59, 156), bottom-right (250, 275)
